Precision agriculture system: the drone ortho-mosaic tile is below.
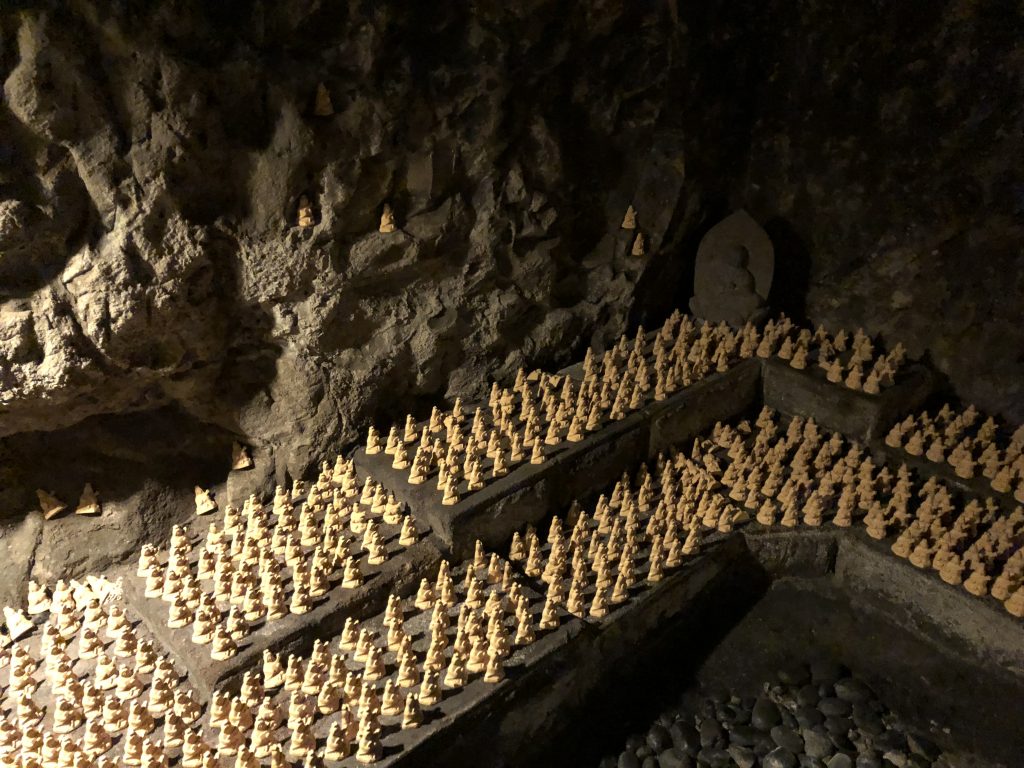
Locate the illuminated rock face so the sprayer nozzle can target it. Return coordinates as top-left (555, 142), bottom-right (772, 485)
top-left (0, 1), bottom-right (733, 537)
top-left (0, 2), bottom-right (1020, 624)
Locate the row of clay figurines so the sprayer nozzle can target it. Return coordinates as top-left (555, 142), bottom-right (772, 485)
top-left (886, 404), bottom-right (1024, 501)
top-left (702, 408), bottom-right (1024, 618)
top-left (297, 196), bottom-right (650, 256)
top-left (33, 441), bottom-right (258, 523)
top-left (0, 543), bottom-right (584, 766)
top-left (364, 315), bottom-right (770, 506)
top-left (142, 465), bottom-right (421, 656)
top-left (0, 443), bottom-right (724, 768)
top-left (31, 313), bottom-right (903, 528)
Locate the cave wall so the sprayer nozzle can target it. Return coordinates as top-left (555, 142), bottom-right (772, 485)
top-left (732, 0), bottom-right (1024, 423)
top-left (0, 0), bottom-right (1021, 602)
top-left (0, 0), bottom-right (759, 600)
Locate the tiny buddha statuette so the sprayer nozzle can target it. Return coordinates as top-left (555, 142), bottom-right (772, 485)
top-left (379, 203), bottom-right (397, 234)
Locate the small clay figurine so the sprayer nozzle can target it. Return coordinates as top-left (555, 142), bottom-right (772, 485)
top-left (297, 196), bottom-right (315, 228)
top-left (76, 483), bottom-right (102, 516)
top-left (313, 82), bottom-right (334, 116)
top-left (379, 204), bottom-right (397, 234)
top-left (37, 489), bottom-right (67, 520)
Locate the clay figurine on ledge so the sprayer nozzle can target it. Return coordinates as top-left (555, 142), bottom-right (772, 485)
top-left (297, 196), bottom-right (315, 228)
top-left (631, 232), bottom-right (646, 257)
top-left (689, 209), bottom-right (773, 327)
top-left (37, 489), bottom-right (66, 520)
top-left (76, 483), bottom-right (101, 516)
top-left (313, 82), bottom-right (334, 117)
top-left (232, 442), bottom-right (254, 471)
top-left (379, 203), bottom-right (397, 234)
top-left (621, 205), bottom-right (637, 230)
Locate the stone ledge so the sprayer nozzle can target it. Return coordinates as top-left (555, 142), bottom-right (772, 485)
top-left (762, 358), bottom-right (934, 442)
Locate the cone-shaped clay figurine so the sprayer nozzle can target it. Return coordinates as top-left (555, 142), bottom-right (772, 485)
top-left (195, 487), bottom-right (218, 516)
top-left (621, 205), bottom-right (637, 230)
top-left (4, 606), bottom-right (33, 641)
top-left (76, 484), bottom-right (102, 516)
top-left (631, 232), bottom-right (646, 257)
top-left (231, 443), bottom-right (254, 471)
top-left (313, 82), bottom-right (334, 116)
top-left (379, 204), bottom-right (397, 234)
top-left (324, 720), bottom-right (351, 761)
top-left (38, 489), bottom-right (67, 520)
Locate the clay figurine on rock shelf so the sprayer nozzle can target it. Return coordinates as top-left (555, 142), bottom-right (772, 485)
top-left (232, 442), bottom-right (254, 471)
top-left (37, 489), bottom-right (67, 520)
top-left (313, 82), bottom-right (334, 116)
top-left (621, 205), bottom-right (637, 230)
top-left (76, 483), bottom-right (101, 516)
top-left (631, 232), bottom-right (646, 257)
top-left (379, 203), bottom-right (397, 234)
top-left (297, 196), bottom-right (315, 228)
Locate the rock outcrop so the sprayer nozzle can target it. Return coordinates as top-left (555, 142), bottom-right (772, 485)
top-left (0, 1), bottom-right (745, 602)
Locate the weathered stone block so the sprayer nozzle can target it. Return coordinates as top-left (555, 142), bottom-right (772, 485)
top-left (763, 359), bottom-right (933, 442)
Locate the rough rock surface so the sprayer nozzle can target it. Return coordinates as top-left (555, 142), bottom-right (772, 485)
top-left (1, 0), bottom-right (1021, 600)
top-left (0, 2), bottom-right (752, 597)
top-left (733, 0), bottom-right (1024, 422)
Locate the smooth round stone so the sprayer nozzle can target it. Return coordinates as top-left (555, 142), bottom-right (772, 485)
top-left (819, 697), bottom-right (853, 717)
top-left (727, 745), bottom-right (756, 768)
top-left (855, 756), bottom-right (882, 768)
top-left (873, 729), bottom-right (908, 754)
top-left (626, 735), bottom-right (646, 753)
top-left (763, 747), bottom-right (799, 768)
top-left (699, 718), bottom-right (725, 748)
top-left (728, 725), bottom-right (759, 747)
top-left (696, 747), bottom-right (731, 768)
top-left (799, 757), bottom-right (826, 768)
top-left (833, 678), bottom-right (872, 703)
top-left (798, 684), bottom-right (821, 707)
top-left (670, 723), bottom-right (701, 754)
top-left (778, 665), bottom-right (811, 686)
top-left (827, 755), bottom-right (854, 768)
top-left (810, 660), bottom-right (847, 686)
top-left (753, 733), bottom-right (778, 756)
top-left (729, 703), bottom-right (751, 726)
top-left (718, 703), bottom-right (743, 725)
top-left (770, 725), bottom-right (804, 754)
top-left (825, 716), bottom-right (854, 735)
top-left (648, 725), bottom-right (672, 753)
top-left (829, 730), bottom-right (855, 752)
top-left (906, 733), bottom-right (941, 761)
top-left (637, 745), bottom-right (653, 760)
top-left (852, 711), bottom-right (885, 737)
top-left (796, 705), bottom-right (825, 729)
top-left (802, 726), bottom-right (834, 759)
top-left (642, 757), bottom-right (659, 768)
top-left (752, 697), bottom-right (782, 730)
top-left (619, 751), bottom-right (642, 768)
top-left (657, 748), bottom-right (693, 768)
top-left (781, 710), bottom-right (800, 731)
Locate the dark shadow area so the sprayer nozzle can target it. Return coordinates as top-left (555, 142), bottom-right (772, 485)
top-left (764, 217), bottom-right (811, 324)
top-left (0, 403), bottom-right (238, 519)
